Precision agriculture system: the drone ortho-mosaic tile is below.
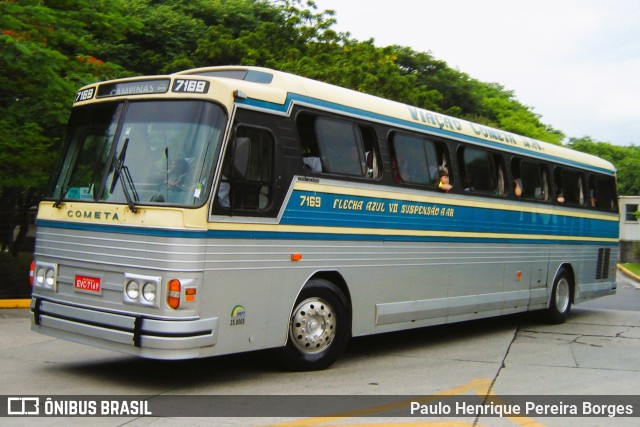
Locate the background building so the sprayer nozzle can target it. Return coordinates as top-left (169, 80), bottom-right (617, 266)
top-left (619, 196), bottom-right (640, 263)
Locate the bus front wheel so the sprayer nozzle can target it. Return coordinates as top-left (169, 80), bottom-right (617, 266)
top-left (545, 269), bottom-right (572, 324)
top-left (279, 279), bottom-right (351, 371)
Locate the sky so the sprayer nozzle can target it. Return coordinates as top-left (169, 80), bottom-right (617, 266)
top-left (311, 0), bottom-right (640, 146)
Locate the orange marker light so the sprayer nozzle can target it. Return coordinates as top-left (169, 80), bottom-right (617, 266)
top-left (516, 271), bottom-right (522, 281)
top-left (185, 288), bottom-right (196, 303)
top-left (167, 279), bottom-right (181, 309)
top-left (291, 253), bottom-right (303, 262)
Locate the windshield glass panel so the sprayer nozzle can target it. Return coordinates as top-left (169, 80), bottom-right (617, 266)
top-left (51, 100), bottom-right (226, 207)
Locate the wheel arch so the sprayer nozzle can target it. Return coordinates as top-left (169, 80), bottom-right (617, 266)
top-left (307, 270), bottom-right (353, 323)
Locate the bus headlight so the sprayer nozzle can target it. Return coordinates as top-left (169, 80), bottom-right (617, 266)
top-left (33, 262), bottom-right (58, 291)
top-left (125, 280), bottom-right (139, 300)
top-left (35, 268), bottom-right (46, 286)
top-left (142, 282), bottom-right (156, 302)
top-left (123, 274), bottom-right (160, 307)
top-left (45, 269), bottom-right (56, 287)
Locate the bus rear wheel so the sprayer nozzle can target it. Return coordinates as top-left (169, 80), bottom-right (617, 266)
top-left (279, 279), bottom-right (350, 371)
top-left (545, 269), bottom-right (572, 324)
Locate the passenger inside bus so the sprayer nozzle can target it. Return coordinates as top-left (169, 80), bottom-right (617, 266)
top-left (391, 158), bottom-right (401, 183)
top-left (167, 159), bottom-right (189, 190)
top-left (514, 178), bottom-right (523, 197)
top-left (438, 169), bottom-right (453, 192)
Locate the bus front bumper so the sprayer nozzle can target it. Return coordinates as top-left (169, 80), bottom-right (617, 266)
top-left (30, 297), bottom-right (218, 360)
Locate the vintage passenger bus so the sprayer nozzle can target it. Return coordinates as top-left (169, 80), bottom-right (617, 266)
top-left (30, 66), bottom-right (619, 370)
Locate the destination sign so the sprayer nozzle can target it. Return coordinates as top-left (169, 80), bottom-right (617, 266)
top-left (96, 79), bottom-right (170, 98)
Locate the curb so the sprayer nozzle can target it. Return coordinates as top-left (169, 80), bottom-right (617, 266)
top-left (617, 264), bottom-right (640, 286)
top-left (0, 299), bottom-right (31, 309)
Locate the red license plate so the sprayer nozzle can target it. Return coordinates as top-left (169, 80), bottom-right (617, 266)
top-left (74, 275), bottom-right (101, 294)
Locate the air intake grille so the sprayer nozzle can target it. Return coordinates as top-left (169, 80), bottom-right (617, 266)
top-left (595, 248), bottom-right (611, 280)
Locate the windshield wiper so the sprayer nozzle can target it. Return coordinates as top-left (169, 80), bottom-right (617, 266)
top-left (109, 138), bottom-right (139, 213)
top-left (52, 185), bottom-right (69, 209)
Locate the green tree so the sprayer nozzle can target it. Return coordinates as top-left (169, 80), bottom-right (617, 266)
top-left (0, 0), bottom-right (132, 191)
top-left (96, 0), bottom-right (207, 74)
top-left (1, 0), bottom-right (623, 194)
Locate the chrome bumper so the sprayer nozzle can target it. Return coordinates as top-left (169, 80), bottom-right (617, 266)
top-left (30, 297), bottom-right (218, 359)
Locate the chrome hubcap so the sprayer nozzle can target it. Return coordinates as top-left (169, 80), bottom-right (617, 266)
top-left (555, 278), bottom-right (570, 313)
top-left (289, 297), bottom-right (336, 354)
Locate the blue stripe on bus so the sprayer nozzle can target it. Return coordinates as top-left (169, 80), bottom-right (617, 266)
top-left (237, 94), bottom-right (615, 175)
top-left (37, 214), bottom-right (617, 245)
top-left (283, 191), bottom-right (619, 240)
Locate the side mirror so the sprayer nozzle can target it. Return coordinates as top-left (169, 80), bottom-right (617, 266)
top-left (233, 137), bottom-right (251, 179)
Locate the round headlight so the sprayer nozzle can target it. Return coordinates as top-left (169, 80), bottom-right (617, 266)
top-left (142, 282), bottom-right (156, 302)
top-left (125, 280), bottom-right (139, 299)
top-left (45, 269), bottom-right (55, 287)
top-left (36, 268), bottom-right (45, 286)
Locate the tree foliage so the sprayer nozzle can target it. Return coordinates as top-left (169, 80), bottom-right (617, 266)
top-left (1, 0), bottom-right (636, 197)
top-left (0, 0), bottom-right (133, 189)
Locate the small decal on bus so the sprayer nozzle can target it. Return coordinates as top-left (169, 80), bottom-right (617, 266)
top-left (230, 305), bottom-right (246, 326)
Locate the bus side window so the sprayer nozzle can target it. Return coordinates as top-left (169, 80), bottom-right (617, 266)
top-left (589, 174), bottom-right (618, 211)
top-left (557, 168), bottom-right (585, 207)
top-left (391, 133), bottom-right (440, 186)
top-left (390, 133), bottom-right (452, 190)
top-left (297, 113), bottom-right (380, 179)
top-left (512, 158), bottom-right (549, 201)
top-left (315, 117), bottom-right (364, 176)
top-left (215, 126), bottom-right (274, 213)
top-left (459, 146), bottom-right (499, 195)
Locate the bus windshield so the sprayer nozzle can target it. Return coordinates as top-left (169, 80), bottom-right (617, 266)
top-left (50, 100), bottom-right (226, 207)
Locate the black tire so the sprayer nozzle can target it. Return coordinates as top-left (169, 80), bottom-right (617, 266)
top-left (278, 279), bottom-right (351, 371)
top-left (545, 268), bottom-right (572, 324)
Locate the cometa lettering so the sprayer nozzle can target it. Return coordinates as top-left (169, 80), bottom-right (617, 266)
top-left (67, 210), bottom-right (120, 221)
top-left (469, 123), bottom-right (517, 145)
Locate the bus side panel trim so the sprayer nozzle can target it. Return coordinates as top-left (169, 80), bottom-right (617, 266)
top-left (376, 298), bottom-right (448, 326)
